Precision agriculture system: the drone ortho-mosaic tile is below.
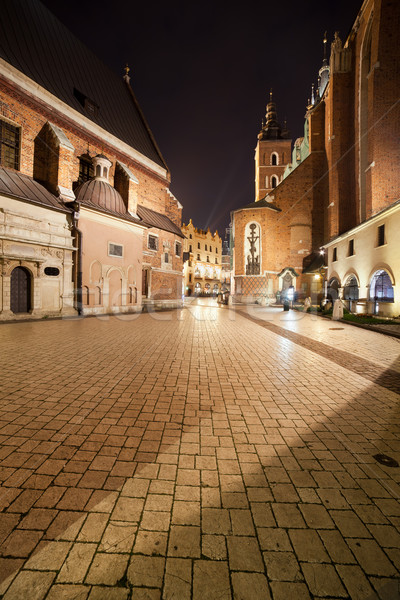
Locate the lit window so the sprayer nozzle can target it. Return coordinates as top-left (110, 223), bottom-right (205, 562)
top-left (0, 119), bottom-right (20, 170)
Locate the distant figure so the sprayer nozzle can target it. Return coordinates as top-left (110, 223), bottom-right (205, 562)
top-left (304, 297), bottom-right (311, 310)
top-left (332, 299), bottom-right (344, 321)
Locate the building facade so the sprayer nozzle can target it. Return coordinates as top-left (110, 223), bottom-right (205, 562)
top-left (0, 0), bottom-right (183, 320)
top-left (232, 0), bottom-right (400, 316)
top-left (182, 220), bottom-right (222, 296)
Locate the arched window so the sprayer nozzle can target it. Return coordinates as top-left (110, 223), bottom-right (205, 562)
top-left (95, 165), bottom-right (101, 177)
top-left (83, 285), bottom-right (90, 305)
top-left (271, 175), bottom-right (278, 189)
top-left (327, 278), bottom-right (340, 302)
top-left (96, 286), bottom-right (102, 305)
top-left (369, 270), bottom-right (394, 302)
top-left (343, 275), bottom-right (359, 301)
top-left (271, 152), bottom-right (278, 166)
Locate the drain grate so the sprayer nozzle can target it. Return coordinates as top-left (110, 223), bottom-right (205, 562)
top-left (373, 454), bottom-right (399, 468)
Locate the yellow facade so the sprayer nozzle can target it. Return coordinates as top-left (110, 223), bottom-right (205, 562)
top-left (182, 220), bottom-right (222, 296)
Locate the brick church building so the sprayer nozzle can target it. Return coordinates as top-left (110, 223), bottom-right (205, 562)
top-left (0, 0), bottom-right (183, 320)
top-left (232, 0), bottom-right (400, 317)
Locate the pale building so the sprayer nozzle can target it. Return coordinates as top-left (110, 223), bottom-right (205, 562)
top-left (182, 220), bottom-right (222, 296)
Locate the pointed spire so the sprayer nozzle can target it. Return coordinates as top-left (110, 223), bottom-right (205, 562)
top-left (258, 90), bottom-right (290, 140)
top-left (311, 83), bottom-right (315, 105)
top-left (123, 63), bottom-right (131, 85)
top-left (318, 32), bottom-right (330, 97)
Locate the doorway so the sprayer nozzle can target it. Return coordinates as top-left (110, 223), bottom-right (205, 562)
top-left (10, 267), bottom-right (31, 313)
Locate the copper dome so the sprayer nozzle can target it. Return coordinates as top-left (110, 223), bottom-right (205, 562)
top-left (75, 179), bottom-right (128, 217)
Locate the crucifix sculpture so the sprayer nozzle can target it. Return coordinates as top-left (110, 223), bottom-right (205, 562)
top-left (246, 223), bottom-right (260, 275)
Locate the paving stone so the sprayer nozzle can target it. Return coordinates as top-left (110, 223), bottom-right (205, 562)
top-left (299, 503), bottom-right (334, 529)
top-left (0, 558), bottom-right (24, 595)
top-left (230, 509), bottom-right (255, 535)
top-left (133, 530), bottom-right (167, 555)
top-left (24, 540), bottom-right (71, 570)
top-left (231, 572), bottom-right (271, 600)
top-left (202, 508), bottom-right (231, 534)
top-left (336, 564), bottom-right (378, 599)
top-left (202, 534), bottom-right (227, 560)
top-left (88, 588), bottom-right (129, 600)
top-left (168, 525), bottom-right (201, 558)
top-left (269, 581), bottom-right (311, 600)
top-left (271, 503), bottom-right (305, 528)
top-left (301, 563), bottom-right (347, 597)
top-left (330, 510), bottom-right (372, 538)
top-left (0, 529), bottom-right (42, 557)
top-left (193, 560), bottom-right (231, 600)
top-left (163, 558), bottom-right (191, 600)
top-left (318, 530), bottom-right (357, 564)
top-left (57, 542), bottom-right (97, 583)
top-left (227, 536), bottom-right (264, 572)
top-left (128, 555), bottom-right (165, 587)
top-left (85, 552), bottom-right (129, 585)
top-left (257, 527), bottom-right (291, 552)
top-left (2, 570), bottom-right (55, 600)
top-left (46, 584), bottom-right (89, 600)
top-left (263, 551), bottom-right (303, 581)
top-left (347, 538), bottom-right (398, 576)
top-left (99, 521), bottom-right (137, 553)
top-left (289, 529), bottom-right (330, 562)
top-left (78, 512), bottom-right (109, 542)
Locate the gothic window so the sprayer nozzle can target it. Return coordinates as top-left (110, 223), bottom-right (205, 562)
top-left (343, 275), bottom-right (359, 301)
top-left (245, 222), bottom-right (261, 275)
top-left (271, 175), bottom-right (278, 188)
top-left (271, 152), bottom-right (278, 166)
top-left (0, 119), bottom-right (20, 170)
top-left (369, 270), bottom-right (394, 302)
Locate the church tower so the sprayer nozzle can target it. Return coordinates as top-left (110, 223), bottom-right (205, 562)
top-left (255, 92), bottom-right (292, 201)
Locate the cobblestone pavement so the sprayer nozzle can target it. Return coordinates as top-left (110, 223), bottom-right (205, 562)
top-left (0, 300), bottom-right (399, 600)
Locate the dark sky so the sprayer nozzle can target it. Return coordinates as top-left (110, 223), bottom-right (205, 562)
top-left (42, 0), bottom-right (361, 238)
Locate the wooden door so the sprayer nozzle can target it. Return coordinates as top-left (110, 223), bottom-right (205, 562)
top-left (10, 267), bottom-right (31, 313)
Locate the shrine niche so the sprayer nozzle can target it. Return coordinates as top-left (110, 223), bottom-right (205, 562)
top-left (245, 222), bottom-right (261, 275)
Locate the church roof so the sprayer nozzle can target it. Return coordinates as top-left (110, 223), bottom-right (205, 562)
top-left (0, 167), bottom-right (69, 213)
top-left (237, 198), bottom-right (282, 212)
top-left (0, 0), bottom-right (167, 171)
top-left (137, 205), bottom-right (185, 238)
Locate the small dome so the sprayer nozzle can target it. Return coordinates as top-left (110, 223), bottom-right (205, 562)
top-left (75, 179), bottom-right (127, 216)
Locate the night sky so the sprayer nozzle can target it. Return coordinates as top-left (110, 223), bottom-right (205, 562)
top-left (42, 0), bottom-right (361, 239)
